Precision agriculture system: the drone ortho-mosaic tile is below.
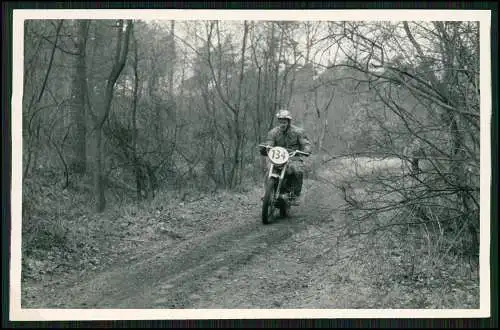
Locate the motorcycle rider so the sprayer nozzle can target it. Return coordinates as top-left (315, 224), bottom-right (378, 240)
top-left (259, 109), bottom-right (312, 205)
top-left (403, 137), bottom-right (424, 176)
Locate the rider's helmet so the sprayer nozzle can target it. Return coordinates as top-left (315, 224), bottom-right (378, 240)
top-left (276, 109), bottom-right (292, 121)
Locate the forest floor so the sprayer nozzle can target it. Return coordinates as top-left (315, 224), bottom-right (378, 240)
top-left (18, 160), bottom-right (480, 319)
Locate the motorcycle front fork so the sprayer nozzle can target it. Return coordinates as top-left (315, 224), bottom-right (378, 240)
top-left (268, 163), bottom-right (289, 201)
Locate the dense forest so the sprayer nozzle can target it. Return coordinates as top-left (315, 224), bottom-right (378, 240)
top-left (22, 19), bottom-right (481, 266)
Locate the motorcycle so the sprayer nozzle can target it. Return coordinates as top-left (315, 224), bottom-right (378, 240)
top-left (258, 144), bottom-right (310, 225)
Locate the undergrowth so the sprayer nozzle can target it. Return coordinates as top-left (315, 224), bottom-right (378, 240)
top-left (317, 158), bottom-right (480, 308)
top-left (20, 169), bottom-right (263, 284)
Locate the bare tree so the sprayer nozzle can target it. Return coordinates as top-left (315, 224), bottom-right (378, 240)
top-left (317, 21), bottom-right (480, 258)
top-left (68, 19), bottom-right (90, 175)
top-left (87, 19), bottom-right (133, 212)
top-left (23, 20), bottom-right (64, 179)
top-left (205, 20), bottom-right (249, 188)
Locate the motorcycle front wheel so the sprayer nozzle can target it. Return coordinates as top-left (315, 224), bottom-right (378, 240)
top-left (262, 178), bottom-right (278, 225)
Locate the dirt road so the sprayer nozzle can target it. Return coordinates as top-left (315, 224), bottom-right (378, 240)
top-left (22, 178), bottom-right (353, 309)
top-left (20, 169), bottom-right (480, 313)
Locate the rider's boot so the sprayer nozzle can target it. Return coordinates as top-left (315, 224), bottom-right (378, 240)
top-left (291, 172), bottom-right (304, 205)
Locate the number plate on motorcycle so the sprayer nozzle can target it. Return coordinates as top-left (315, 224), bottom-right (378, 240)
top-left (268, 146), bottom-right (289, 165)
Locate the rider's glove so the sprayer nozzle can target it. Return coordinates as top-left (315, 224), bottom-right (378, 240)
top-left (260, 148), bottom-right (268, 156)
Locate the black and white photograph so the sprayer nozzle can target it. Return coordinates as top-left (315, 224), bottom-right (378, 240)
top-left (8, 7), bottom-right (493, 321)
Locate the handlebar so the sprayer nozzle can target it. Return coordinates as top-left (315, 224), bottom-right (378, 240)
top-left (258, 144), bottom-right (310, 157)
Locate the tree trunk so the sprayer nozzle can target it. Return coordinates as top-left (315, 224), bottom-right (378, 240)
top-left (92, 19), bottom-right (133, 212)
top-left (231, 21), bottom-right (248, 188)
top-left (69, 19), bottom-right (89, 174)
top-left (95, 127), bottom-right (106, 211)
top-left (131, 30), bottom-right (141, 201)
top-left (168, 20), bottom-right (175, 97)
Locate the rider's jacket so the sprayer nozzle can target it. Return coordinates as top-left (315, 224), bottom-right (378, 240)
top-left (264, 124), bottom-right (312, 154)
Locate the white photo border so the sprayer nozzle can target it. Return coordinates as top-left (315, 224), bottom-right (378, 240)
top-left (9, 8), bottom-right (493, 321)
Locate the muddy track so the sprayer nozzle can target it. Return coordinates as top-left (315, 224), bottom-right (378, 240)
top-left (20, 168), bottom-right (483, 311)
top-left (71, 221), bottom-right (305, 308)
top-left (28, 179), bottom-right (343, 309)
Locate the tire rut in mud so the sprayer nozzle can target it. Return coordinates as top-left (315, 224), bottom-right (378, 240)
top-left (126, 219), bottom-right (310, 309)
top-left (51, 213), bottom-right (314, 308)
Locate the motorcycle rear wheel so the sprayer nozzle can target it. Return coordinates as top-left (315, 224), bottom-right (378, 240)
top-left (262, 178), bottom-right (277, 225)
top-left (279, 178), bottom-right (291, 218)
